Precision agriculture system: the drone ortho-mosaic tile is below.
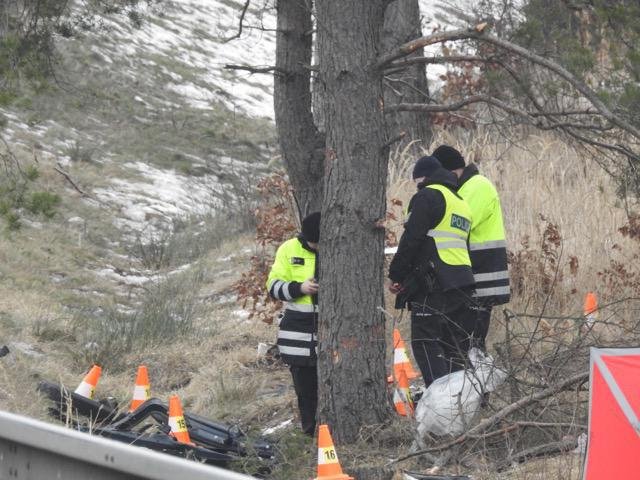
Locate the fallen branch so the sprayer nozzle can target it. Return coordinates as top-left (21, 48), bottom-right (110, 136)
top-left (0, 134), bottom-right (21, 174)
top-left (510, 421), bottom-right (587, 430)
top-left (497, 437), bottom-right (579, 470)
top-left (54, 164), bottom-right (86, 195)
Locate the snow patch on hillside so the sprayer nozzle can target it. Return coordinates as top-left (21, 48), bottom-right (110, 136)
top-left (91, 0), bottom-right (276, 118)
top-left (93, 161), bottom-right (237, 233)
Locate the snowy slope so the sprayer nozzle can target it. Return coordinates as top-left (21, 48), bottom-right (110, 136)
top-left (91, 0), bottom-right (277, 118)
top-left (1, 0), bottom-right (279, 237)
top-left (0, 0), bottom-right (460, 238)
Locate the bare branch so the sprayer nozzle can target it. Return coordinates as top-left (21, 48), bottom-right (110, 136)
top-left (387, 54), bottom-right (493, 70)
top-left (510, 421), bottom-right (587, 430)
top-left (497, 438), bottom-right (579, 470)
top-left (386, 54), bottom-right (599, 129)
top-left (380, 131), bottom-right (407, 151)
top-left (223, 0), bottom-right (251, 43)
top-left (386, 95), bottom-right (612, 133)
top-left (564, 128), bottom-right (640, 162)
top-left (377, 27), bottom-right (478, 67)
top-left (383, 76), bottom-right (430, 101)
top-left (529, 109), bottom-right (599, 117)
top-left (0, 133), bottom-right (23, 177)
top-left (54, 163), bottom-right (86, 196)
top-left (385, 94), bottom-right (531, 119)
top-left (377, 26), bottom-right (640, 140)
top-left (224, 64), bottom-right (282, 75)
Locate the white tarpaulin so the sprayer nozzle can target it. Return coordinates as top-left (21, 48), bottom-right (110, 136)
top-left (415, 348), bottom-right (507, 441)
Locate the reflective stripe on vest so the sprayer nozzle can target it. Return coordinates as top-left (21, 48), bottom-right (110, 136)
top-left (469, 240), bottom-right (507, 251)
top-left (278, 345), bottom-right (310, 357)
top-left (278, 330), bottom-right (313, 342)
top-left (475, 285), bottom-right (511, 297)
top-left (268, 279), bottom-right (294, 301)
top-left (474, 270), bottom-right (509, 282)
top-left (284, 302), bottom-right (318, 313)
top-left (425, 184), bottom-right (472, 268)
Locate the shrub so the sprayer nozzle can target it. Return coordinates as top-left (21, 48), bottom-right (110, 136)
top-left (4, 210), bottom-right (21, 231)
top-left (26, 191), bottom-right (61, 218)
top-left (24, 165), bottom-right (39, 181)
top-left (234, 172), bottom-right (298, 324)
top-left (64, 140), bottom-right (95, 163)
top-left (70, 269), bottom-right (205, 371)
top-left (131, 212), bottom-right (252, 271)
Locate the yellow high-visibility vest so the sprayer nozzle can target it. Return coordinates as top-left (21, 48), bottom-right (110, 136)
top-left (426, 184), bottom-right (472, 268)
top-left (266, 237), bottom-right (316, 311)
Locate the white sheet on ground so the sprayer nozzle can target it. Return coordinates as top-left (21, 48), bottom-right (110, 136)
top-left (415, 348), bottom-right (507, 438)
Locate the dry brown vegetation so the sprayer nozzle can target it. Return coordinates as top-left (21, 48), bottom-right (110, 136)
top-left (1, 128), bottom-right (639, 479)
top-left (381, 129), bottom-right (640, 479)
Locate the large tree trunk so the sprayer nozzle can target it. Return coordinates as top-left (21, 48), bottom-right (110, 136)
top-left (316, 0), bottom-right (392, 444)
top-left (274, 0), bottom-right (325, 216)
top-left (382, 0), bottom-right (432, 154)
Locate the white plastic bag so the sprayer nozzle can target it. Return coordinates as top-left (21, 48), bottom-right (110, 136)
top-left (415, 348), bottom-right (507, 439)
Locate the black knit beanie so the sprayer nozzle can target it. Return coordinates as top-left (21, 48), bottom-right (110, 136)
top-left (301, 211), bottom-right (321, 243)
top-left (412, 155), bottom-right (442, 179)
top-left (432, 145), bottom-right (465, 170)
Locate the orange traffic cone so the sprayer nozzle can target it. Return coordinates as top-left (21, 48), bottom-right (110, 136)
top-left (129, 365), bottom-right (151, 412)
top-left (168, 395), bottom-right (194, 445)
top-left (314, 425), bottom-right (353, 480)
top-left (393, 368), bottom-right (414, 417)
top-left (393, 328), bottom-right (419, 381)
top-left (74, 365), bottom-right (101, 399)
top-left (584, 292), bottom-right (598, 326)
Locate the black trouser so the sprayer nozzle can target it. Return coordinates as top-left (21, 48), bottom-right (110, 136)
top-left (457, 302), bottom-right (493, 350)
top-left (289, 365), bottom-right (318, 435)
top-left (410, 301), bottom-right (475, 387)
top-left (469, 304), bottom-right (492, 350)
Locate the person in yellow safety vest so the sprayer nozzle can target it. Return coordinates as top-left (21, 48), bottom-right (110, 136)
top-left (433, 145), bottom-right (510, 350)
top-left (388, 156), bottom-right (476, 388)
top-left (266, 212), bottom-right (320, 435)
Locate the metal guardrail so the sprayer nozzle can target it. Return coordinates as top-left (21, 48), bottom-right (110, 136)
top-left (0, 410), bottom-right (257, 480)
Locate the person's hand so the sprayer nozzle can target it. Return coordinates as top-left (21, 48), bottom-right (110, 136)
top-left (388, 282), bottom-right (404, 294)
top-left (301, 278), bottom-right (319, 295)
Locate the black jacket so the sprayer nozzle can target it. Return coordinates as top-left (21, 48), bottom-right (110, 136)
top-left (389, 167), bottom-right (473, 310)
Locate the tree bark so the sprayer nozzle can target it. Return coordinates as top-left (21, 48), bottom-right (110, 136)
top-left (274, 0), bottom-right (325, 216)
top-left (316, 0), bottom-right (392, 444)
top-left (381, 0), bottom-right (432, 153)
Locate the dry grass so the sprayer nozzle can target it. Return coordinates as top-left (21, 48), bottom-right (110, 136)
top-left (387, 128), bottom-right (637, 315)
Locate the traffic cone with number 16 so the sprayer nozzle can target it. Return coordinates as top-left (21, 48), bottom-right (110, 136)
top-left (314, 424), bottom-right (353, 480)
